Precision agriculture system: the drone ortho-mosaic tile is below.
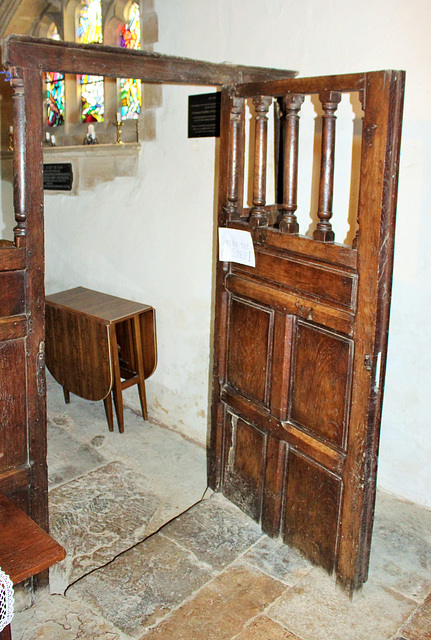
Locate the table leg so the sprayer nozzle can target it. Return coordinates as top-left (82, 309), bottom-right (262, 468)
top-left (103, 392), bottom-right (114, 432)
top-left (0, 624), bottom-right (12, 640)
top-left (133, 314), bottom-right (148, 420)
top-left (63, 387), bottom-right (70, 404)
top-left (126, 318), bottom-right (136, 371)
top-left (109, 324), bottom-right (124, 433)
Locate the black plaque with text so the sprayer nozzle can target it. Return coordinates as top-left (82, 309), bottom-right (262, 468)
top-left (188, 92), bottom-right (221, 138)
top-left (43, 163), bottom-right (73, 191)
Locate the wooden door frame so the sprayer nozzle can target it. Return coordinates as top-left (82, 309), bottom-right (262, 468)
top-left (0, 33), bottom-right (295, 547)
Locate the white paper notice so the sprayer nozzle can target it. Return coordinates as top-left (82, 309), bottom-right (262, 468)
top-left (218, 228), bottom-right (256, 267)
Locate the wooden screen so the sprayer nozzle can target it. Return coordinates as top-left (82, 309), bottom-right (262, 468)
top-left (0, 66), bottom-right (47, 588)
top-left (210, 71), bottom-right (405, 594)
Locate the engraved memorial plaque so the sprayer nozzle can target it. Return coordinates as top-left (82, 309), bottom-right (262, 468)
top-left (43, 163), bottom-right (73, 191)
top-left (188, 92), bottom-right (221, 138)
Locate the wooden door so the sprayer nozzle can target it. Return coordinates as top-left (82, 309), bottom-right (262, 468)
top-left (210, 71), bottom-right (405, 594)
top-left (0, 66), bottom-right (47, 588)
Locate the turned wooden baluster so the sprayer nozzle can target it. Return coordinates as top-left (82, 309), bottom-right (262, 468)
top-left (11, 70), bottom-right (26, 246)
top-left (279, 93), bottom-right (305, 234)
top-left (249, 95), bottom-right (272, 228)
top-left (226, 96), bottom-right (244, 220)
top-left (313, 91), bottom-right (341, 242)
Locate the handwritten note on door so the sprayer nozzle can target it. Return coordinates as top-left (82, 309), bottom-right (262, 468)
top-left (218, 228), bottom-right (256, 267)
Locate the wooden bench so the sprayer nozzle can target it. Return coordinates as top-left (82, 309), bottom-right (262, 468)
top-left (0, 494), bottom-right (65, 639)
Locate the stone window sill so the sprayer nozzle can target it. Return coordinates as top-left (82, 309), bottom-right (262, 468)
top-left (1, 142), bottom-right (141, 195)
top-left (42, 143), bottom-right (141, 194)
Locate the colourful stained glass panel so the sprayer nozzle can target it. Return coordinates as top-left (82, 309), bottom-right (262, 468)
top-left (78, 0), bottom-right (102, 44)
top-left (80, 75), bottom-right (104, 122)
top-left (46, 71), bottom-right (65, 127)
top-left (119, 2), bottom-right (141, 120)
top-left (78, 0), bottom-right (104, 122)
top-left (120, 3), bottom-right (140, 49)
top-left (45, 23), bottom-right (65, 127)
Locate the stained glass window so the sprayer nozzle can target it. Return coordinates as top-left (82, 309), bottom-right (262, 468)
top-left (119, 2), bottom-right (141, 120)
top-left (45, 24), bottom-right (65, 127)
top-left (78, 0), bottom-right (104, 122)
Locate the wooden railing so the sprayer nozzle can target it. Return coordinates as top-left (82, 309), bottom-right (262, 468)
top-left (224, 73), bottom-right (368, 246)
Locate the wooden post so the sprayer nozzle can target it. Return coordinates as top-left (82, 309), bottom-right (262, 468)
top-left (225, 96), bottom-right (244, 220)
top-left (11, 69), bottom-right (26, 247)
top-left (21, 67), bottom-right (48, 594)
top-left (249, 95), bottom-right (272, 227)
top-left (313, 91), bottom-right (341, 242)
top-left (279, 93), bottom-right (304, 234)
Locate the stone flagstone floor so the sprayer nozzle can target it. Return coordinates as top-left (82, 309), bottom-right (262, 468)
top-left (11, 375), bottom-right (431, 640)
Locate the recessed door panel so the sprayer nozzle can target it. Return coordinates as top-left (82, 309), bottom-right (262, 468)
top-left (0, 339), bottom-right (27, 471)
top-left (234, 251), bottom-right (357, 310)
top-left (283, 449), bottom-right (342, 572)
top-left (226, 297), bottom-right (273, 407)
top-left (289, 322), bottom-right (353, 450)
top-left (0, 271), bottom-right (25, 317)
top-left (223, 413), bottom-right (266, 521)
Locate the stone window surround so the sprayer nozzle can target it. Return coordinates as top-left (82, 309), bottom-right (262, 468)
top-left (35, 0), bottom-right (161, 147)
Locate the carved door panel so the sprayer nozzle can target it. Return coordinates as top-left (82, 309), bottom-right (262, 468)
top-left (210, 71), bottom-right (405, 593)
top-left (0, 67), bottom-right (47, 551)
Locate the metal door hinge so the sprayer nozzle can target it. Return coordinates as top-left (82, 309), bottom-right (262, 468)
top-left (364, 352), bottom-right (382, 392)
top-left (36, 341), bottom-right (46, 395)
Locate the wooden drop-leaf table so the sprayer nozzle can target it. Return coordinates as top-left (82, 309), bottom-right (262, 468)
top-left (45, 287), bottom-right (157, 432)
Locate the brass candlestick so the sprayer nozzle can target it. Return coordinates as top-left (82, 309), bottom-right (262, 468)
top-left (114, 118), bottom-right (123, 144)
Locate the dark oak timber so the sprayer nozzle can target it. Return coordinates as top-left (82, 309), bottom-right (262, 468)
top-left (0, 493), bottom-right (65, 587)
top-left (249, 96), bottom-right (272, 227)
top-left (0, 493), bottom-right (65, 640)
top-left (235, 73), bottom-right (365, 98)
top-left (209, 87), bottom-right (234, 490)
top-left (0, 64), bottom-right (48, 599)
top-left (2, 35), bottom-right (296, 85)
top-left (45, 287), bottom-right (157, 433)
top-left (211, 70), bottom-right (405, 595)
top-left (11, 69), bottom-right (26, 245)
top-left (279, 94), bottom-right (304, 233)
top-left (226, 96), bottom-right (245, 220)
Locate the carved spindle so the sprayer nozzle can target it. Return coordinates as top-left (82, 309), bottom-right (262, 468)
top-left (11, 71), bottom-right (26, 246)
top-left (279, 93), bottom-right (304, 234)
top-left (249, 95), bottom-right (272, 228)
top-left (313, 91), bottom-right (341, 242)
top-left (226, 96), bottom-right (244, 220)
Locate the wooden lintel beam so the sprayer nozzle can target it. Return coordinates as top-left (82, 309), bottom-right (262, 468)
top-left (235, 72), bottom-right (366, 98)
top-left (2, 35), bottom-right (297, 85)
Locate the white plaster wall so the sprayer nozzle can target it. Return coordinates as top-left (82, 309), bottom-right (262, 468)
top-left (40, 0), bottom-right (431, 506)
top-left (0, 160), bottom-right (14, 240)
top-left (0, 87), bottom-right (14, 240)
top-left (44, 84), bottom-right (217, 444)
